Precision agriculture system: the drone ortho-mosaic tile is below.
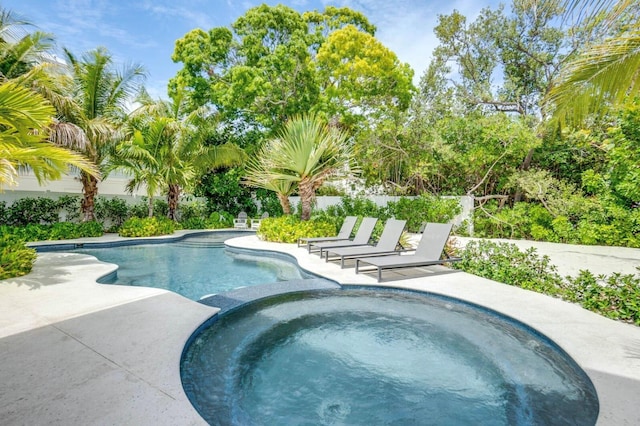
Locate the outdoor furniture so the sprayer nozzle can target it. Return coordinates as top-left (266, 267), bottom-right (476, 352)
top-left (323, 219), bottom-right (407, 268)
top-left (308, 217), bottom-right (378, 257)
top-left (251, 212), bottom-right (269, 230)
top-left (355, 222), bottom-right (461, 282)
top-left (298, 216), bottom-right (358, 249)
top-left (234, 211), bottom-right (248, 229)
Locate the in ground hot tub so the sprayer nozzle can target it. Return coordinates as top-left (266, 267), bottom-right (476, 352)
top-left (181, 289), bottom-right (598, 425)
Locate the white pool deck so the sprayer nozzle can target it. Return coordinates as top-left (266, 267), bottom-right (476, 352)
top-left (1, 230), bottom-right (639, 425)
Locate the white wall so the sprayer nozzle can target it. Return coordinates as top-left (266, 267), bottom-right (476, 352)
top-left (0, 171), bottom-right (147, 204)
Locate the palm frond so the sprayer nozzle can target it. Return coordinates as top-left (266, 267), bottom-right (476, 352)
top-left (546, 28), bottom-right (640, 124)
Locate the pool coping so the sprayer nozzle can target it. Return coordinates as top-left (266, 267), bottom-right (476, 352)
top-left (1, 230), bottom-right (639, 425)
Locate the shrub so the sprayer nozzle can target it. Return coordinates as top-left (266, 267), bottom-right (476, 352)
top-left (206, 211), bottom-right (234, 229)
top-left (47, 222), bottom-right (80, 240)
top-left (0, 235), bottom-right (37, 280)
top-left (56, 195), bottom-right (81, 222)
top-left (179, 200), bottom-right (208, 222)
top-left (77, 221), bottom-right (104, 237)
top-left (454, 240), bottom-right (640, 325)
top-left (0, 221), bottom-right (104, 242)
top-left (564, 271), bottom-right (640, 325)
top-left (328, 196), bottom-right (388, 219)
top-left (4, 197), bottom-right (60, 226)
top-left (387, 195), bottom-right (462, 232)
top-left (118, 217), bottom-right (176, 237)
top-left (453, 240), bottom-right (565, 295)
top-left (180, 217), bottom-right (207, 230)
top-left (95, 197), bottom-right (129, 230)
top-left (257, 216), bottom-right (337, 243)
top-left (129, 198), bottom-right (169, 219)
top-left (0, 201), bottom-right (7, 224)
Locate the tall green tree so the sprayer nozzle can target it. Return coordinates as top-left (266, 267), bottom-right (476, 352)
top-left (244, 114), bottom-right (353, 220)
top-left (170, 5), bottom-right (412, 134)
top-left (46, 47), bottom-right (145, 221)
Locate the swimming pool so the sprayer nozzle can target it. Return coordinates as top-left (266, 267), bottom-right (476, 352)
top-left (182, 289), bottom-right (599, 425)
top-left (71, 233), bottom-right (313, 300)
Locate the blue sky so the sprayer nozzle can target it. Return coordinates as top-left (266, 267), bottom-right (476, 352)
top-left (7, 0), bottom-right (501, 98)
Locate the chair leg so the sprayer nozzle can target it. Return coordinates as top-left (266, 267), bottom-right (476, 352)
top-left (377, 267), bottom-right (382, 282)
top-left (355, 259), bottom-right (360, 274)
top-left (340, 256), bottom-right (345, 269)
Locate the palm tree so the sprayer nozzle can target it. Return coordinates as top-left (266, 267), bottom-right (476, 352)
top-left (0, 7), bottom-right (56, 80)
top-left (116, 90), bottom-right (246, 220)
top-left (0, 81), bottom-right (97, 189)
top-left (46, 47), bottom-right (145, 221)
top-left (243, 160), bottom-right (295, 214)
top-left (546, 0), bottom-right (639, 123)
top-left (244, 114), bottom-right (353, 221)
top-left (110, 118), bottom-right (171, 217)
top-left (1, 9), bottom-right (97, 189)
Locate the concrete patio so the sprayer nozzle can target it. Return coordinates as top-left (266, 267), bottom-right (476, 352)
top-left (1, 231), bottom-right (639, 425)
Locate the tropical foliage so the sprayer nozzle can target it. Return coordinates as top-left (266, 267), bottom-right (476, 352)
top-left (112, 89), bottom-right (245, 220)
top-left (455, 240), bottom-right (640, 325)
top-left (0, 234), bottom-right (36, 279)
top-left (0, 8), bottom-right (97, 190)
top-left (244, 114), bottom-right (353, 220)
top-left (43, 47), bottom-right (146, 221)
top-left (257, 215), bottom-right (337, 243)
top-left (1, 0), bottom-right (640, 254)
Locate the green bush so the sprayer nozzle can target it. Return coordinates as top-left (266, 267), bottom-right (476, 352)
top-left (257, 215), bottom-right (337, 243)
top-left (564, 271), bottom-right (640, 325)
top-left (454, 240), bottom-right (640, 325)
top-left (47, 222), bottom-right (79, 240)
top-left (128, 198), bottom-right (169, 219)
top-left (454, 240), bottom-right (565, 295)
top-left (326, 196), bottom-right (389, 220)
top-left (387, 195), bottom-right (462, 232)
top-left (4, 197), bottom-right (60, 226)
top-left (77, 221), bottom-right (104, 237)
top-left (0, 221), bottom-right (104, 242)
top-left (474, 199), bottom-right (640, 248)
top-left (206, 211), bottom-right (234, 229)
top-left (180, 217), bottom-right (207, 230)
top-left (56, 195), bottom-right (82, 222)
top-left (95, 197), bottom-right (129, 230)
top-left (0, 235), bottom-right (37, 280)
top-left (118, 217), bottom-right (176, 237)
top-left (0, 201), bottom-right (7, 224)
top-left (178, 200), bottom-right (208, 222)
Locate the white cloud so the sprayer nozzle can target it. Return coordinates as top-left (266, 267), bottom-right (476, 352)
top-left (140, 0), bottom-right (216, 30)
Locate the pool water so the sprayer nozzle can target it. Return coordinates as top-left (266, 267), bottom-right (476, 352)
top-left (181, 289), bottom-right (598, 426)
top-left (74, 234), bottom-right (310, 300)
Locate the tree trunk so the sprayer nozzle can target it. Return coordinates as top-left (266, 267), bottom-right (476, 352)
top-left (80, 171), bottom-right (98, 222)
top-left (277, 193), bottom-right (291, 215)
top-left (167, 184), bottom-right (181, 221)
top-left (298, 179), bottom-right (315, 221)
top-left (148, 196), bottom-right (154, 218)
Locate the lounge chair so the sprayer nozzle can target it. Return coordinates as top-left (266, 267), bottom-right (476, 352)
top-left (298, 216), bottom-right (358, 249)
top-left (251, 212), bottom-right (269, 230)
top-left (355, 222), bottom-right (461, 282)
top-left (323, 219), bottom-right (407, 268)
top-left (308, 217), bottom-right (378, 256)
top-left (234, 211), bottom-right (248, 229)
